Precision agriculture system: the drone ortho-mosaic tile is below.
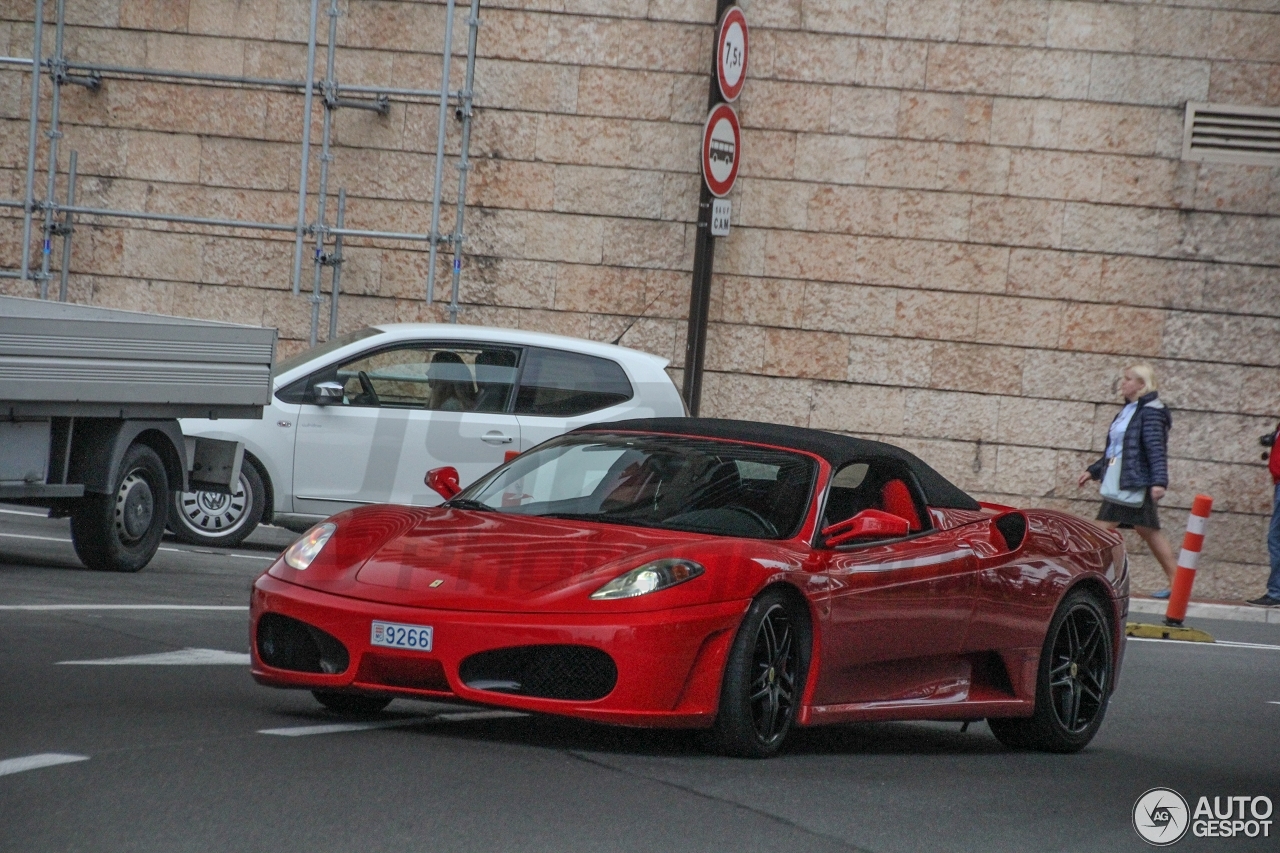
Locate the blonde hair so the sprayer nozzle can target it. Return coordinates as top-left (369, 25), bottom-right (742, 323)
top-left (1127, 363), bottom-right (1157, 393)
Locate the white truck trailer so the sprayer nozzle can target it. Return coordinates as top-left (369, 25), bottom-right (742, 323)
top-left (0, 295), bottom-right (276, 572)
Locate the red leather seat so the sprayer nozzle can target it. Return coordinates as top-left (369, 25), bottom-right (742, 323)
top-left (880, 479), bottom-right (922, 531)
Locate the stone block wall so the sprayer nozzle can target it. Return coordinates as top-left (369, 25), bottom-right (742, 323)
top-left (1, 0), bottom-right (1278, 598)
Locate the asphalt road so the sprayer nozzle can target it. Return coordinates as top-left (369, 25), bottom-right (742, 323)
top-left (1, 506), bottom-right (1277, 853)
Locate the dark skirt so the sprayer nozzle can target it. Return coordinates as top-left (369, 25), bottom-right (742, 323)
top-left (1097, 488), bottom-right (1160, 529)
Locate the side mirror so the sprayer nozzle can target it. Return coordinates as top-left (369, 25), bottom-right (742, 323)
top-left (821, 509), bottom-right (910, 547)
top-left (313, 381), bottom-right (344, 405)
top-left (426, 466), bottom-right (461, 500)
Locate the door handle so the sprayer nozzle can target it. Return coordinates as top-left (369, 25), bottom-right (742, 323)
top-left (481, 431), bottom-right (514, 445)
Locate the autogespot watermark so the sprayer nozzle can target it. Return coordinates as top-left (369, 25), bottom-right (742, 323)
top-left (1133, 788), bottom-right (1274, 845)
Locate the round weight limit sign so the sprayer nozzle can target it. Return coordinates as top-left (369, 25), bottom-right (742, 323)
top-left (716, 6), bottom-right (748, 102)
top-left (701, 103), bottom-right (741, 198)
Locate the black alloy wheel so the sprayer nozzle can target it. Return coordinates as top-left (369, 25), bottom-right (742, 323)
top-left (70, 443), bottom-right (169, 572)
top-left (312, 690), bottom-right (393, 715)
top-left (988, 588), bottom-right (1114, 753)
top-left (703, 588), bottom-right (810, 758)
top-left (1047, 598), bottom-right (1111, 733)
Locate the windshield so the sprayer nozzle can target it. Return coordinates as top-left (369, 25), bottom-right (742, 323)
top-left (456, 432), bottom-right (818, 539)
top-left (274, 326), bottom-right (385, 376)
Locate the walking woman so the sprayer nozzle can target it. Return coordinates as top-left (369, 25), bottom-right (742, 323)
top-left (1077, 364), bottom-right (1179, 597)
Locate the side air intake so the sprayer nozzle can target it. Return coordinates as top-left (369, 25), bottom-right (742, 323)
top-left (256, 613), bottom-right (349, 675)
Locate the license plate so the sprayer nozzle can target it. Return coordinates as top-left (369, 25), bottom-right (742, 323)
top-left (371, 620), bottom-right (433, 652)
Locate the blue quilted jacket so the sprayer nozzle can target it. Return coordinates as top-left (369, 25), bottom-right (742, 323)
top-left (1087, 391), bottom-right (1172, 489)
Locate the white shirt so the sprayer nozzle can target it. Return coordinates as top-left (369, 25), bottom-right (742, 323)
top-left (1107, 402), bottom-right (1137, 458)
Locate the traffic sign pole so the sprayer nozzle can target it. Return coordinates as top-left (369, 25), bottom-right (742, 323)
top-left (683, 1), bottom-right (744, 416)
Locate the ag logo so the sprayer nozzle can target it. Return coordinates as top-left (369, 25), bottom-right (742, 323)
top-left (1134, 788), bottom-right (1190, 845)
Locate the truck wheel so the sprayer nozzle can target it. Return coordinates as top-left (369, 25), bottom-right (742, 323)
top-left (170, 461), bottom-right (265, 548)
top-left (71, 443), bottom-right (169, 573)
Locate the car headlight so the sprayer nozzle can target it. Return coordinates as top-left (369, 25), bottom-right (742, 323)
top-left (590, 558), bottom-right (704, 600)
top-left (283, 522), bottom-right (337, 570)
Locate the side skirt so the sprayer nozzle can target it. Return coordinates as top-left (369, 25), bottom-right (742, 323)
top-left (800, 698), bottom-right (1033, 726)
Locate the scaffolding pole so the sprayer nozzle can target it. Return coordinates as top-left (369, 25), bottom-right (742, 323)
top-left (37, 0), bottom-right (69, 298)
top-left (51, 205), bottom-right (299, 233)
top-left (57, 150), bottom-right (76, 301)
top-left (307, 0), bottom-right (341, 346)
top-left (328, 188), bottom-right (346, 340)
top-left (426, 0), bottom-right (458, 311)
top-left (292, 0), bottom-right (322, 297)
top-left (446, 0), bottom-right (483, 324)
top-left (20, 0), bottom-right (45, 284)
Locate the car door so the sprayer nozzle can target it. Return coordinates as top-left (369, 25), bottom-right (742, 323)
top-left (291, 342), bottom-right (521, 515)
top-left (513, 346), bottom-right (642, 450)
top-left (810, 460), bottom-right (978, 706)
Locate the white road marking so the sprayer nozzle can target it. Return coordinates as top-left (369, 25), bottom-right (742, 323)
top-left (0, 507), bottom-right (52, 517)
top-left (158, 546), bottom-right (276, 561)
top-left (1129, 637), bottom-right (1280, 652)
top-left (259, 719), bottom-right (428, 737)
top-left (0, 530), bottom-right (275, 560)
top-left (0, 605), bottom-right (247, 611)
top-left (0, 753), bottom-right (88, 777)
top-left (1268, 701), bottom-right (1280, 706)
top-left (58, 648), bottom-right (250, 665)
top-left (0, 532), bottom-right (69, 543)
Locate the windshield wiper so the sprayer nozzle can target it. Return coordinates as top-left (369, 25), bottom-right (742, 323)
top-left (441, 498), bottom-right (496, 512)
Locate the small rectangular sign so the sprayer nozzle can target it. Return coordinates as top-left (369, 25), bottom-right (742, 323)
top-left (710, 198), bottom-right (731, 237)
top-left (371, 620), bottom-right (433, 652)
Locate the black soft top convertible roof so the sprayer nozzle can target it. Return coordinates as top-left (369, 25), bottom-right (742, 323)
top-left (577, 417), bottom-right (981, 511)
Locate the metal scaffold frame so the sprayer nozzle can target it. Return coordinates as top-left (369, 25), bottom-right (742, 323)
top-left (2, 0), bottom-right (481, 342)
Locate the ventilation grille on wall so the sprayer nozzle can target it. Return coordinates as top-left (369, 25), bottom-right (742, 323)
top-left (1183, 102), bottom-right (1280, 166)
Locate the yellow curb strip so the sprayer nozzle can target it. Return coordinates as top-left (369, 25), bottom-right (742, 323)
top-left (1125, 622), bottom-right (1215, 643)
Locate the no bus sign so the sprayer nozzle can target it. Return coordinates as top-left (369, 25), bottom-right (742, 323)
top-left (716, 6), bottom-right (748, 102)
top-left (701, 103), bottom-right (741, 198)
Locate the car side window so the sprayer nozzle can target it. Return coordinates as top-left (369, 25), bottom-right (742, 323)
top-left (823, 463), bottom-right (873, 528)
top-left (304, 344), bottom-right (521, 412)
top-left (335, 347), bottom-right (437, 408)
top-left (823, 460), bottom-right (929, 533)
top-left (513, 348), bottom-right (633, 417)
top-left (472, 347), bottom-right (521, 413)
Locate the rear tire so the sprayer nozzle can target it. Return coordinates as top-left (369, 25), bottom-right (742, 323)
top-left (312, 690), bottom-right (392, 716)
top-left (170, 460), bottom-right (265, 548)
top-left (702, 588), bottom-right (810, 758)
top-left (988, 588), bottom-right (1115, 753)
top-left (70, 443), bottom-right (168, 573)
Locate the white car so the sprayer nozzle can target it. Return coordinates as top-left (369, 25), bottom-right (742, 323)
top-left (174, 324), bottom-right (687, 546)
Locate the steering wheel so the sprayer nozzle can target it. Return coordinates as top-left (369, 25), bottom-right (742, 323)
top-left (723, 506), bottom-right (778, 537)
top-left (356, 370), bottom-right (379, 405)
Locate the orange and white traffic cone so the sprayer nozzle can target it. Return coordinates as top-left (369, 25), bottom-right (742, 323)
top-left (1164, 494), bottom-right (1213, 627)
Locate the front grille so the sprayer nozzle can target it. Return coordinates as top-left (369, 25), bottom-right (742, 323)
top-left (356, 652), bottom-right (451, 692)
top-left (459, 645), bottom-right (617, 701)
top-left (256, 613), bottom-right (349, 675)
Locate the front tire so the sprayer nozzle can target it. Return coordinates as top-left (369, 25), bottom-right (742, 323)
top-left (70, 443), bottom-right (169, 573)
top-left (170, 461), bottom-right (265, 547)
top-left (988, 588), bottom-right (1115, 753)
top-left (312, 690), bottom-right (392, 716)
top-left (702, 588), bottom-right (810, 758)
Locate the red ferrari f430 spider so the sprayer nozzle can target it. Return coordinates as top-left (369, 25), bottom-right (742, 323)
top-left (251, 418), bottom-right (1128, 757)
